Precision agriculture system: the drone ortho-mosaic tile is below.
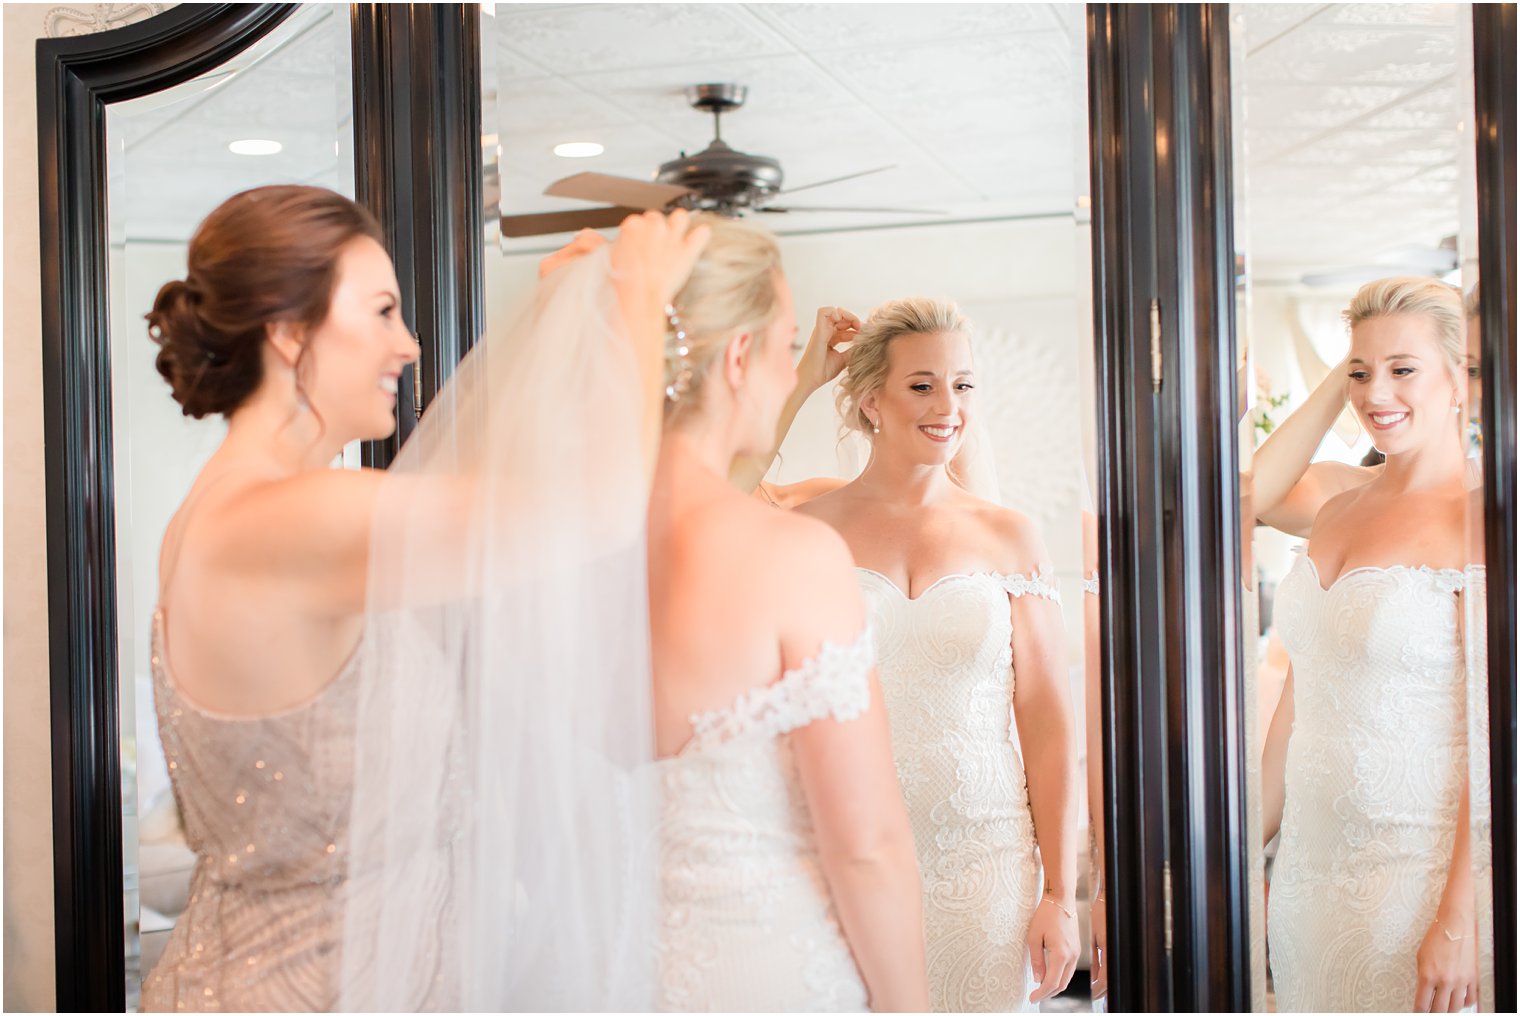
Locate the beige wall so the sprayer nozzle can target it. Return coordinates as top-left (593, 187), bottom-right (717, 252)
top-left (4, 5), bottom-right (171, 1009)
top-left (6, 5), bottom-right (59, 1009)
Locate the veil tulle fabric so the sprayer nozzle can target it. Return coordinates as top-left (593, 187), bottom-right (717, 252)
top-left (339, 247), bottom-right (658, 1010)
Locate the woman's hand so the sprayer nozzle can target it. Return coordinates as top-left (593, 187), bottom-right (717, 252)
top-left (610, 208), bottom-right (711, 311)
top-left (1026, 897), bottom-right (1080, 1004)
top-left (797, 306), bottom-right (858, 393)
top-left (1090, 891), bottom-right (1108, 1001)
top-left (1414, 911), bottom-right (1477, 1012)
top-left (538, 228), bottom-right (607, 280)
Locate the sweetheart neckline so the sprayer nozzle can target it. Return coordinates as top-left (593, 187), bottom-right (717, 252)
top-left (855, 567), bottom-right (1006, 603)
top-left (1295, 554), bottom-right (1470, 595)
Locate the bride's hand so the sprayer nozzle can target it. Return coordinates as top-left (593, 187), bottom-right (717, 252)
top-left (797, 306), bottom-right (858, 393)
top-left (610, 208), bottom-right (711, 310)
top-left (1414, 911), bottom-right (1477, 1012)
top-left (1089, 892), bottom-right (1108, 1001)
top-left (1025, 897), bottom-right (1080, 1004)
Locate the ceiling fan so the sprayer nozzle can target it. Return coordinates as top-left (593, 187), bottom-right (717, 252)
top-left (499, 83), bottom-right (946, 239)
top-left (1299, 235), bottom-right (1461, 288)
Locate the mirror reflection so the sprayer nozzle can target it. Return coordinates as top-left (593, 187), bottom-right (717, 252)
top-left (1231, 3), bottom-right (1492, 1011)
top-left (105, 6), bottom-right (354, 1008)
top-left (482, 3), bottom-right (1102, 1010)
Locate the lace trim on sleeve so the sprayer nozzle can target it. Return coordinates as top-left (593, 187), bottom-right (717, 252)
top-left (1428, 566), bottom-right (1468, 596)
top-left (996, 567), bottom-right (1062, 604)
top-left (1082, 570), bottom-right (1099, 596)
top-left (685, 627), bottom-right (875, 754)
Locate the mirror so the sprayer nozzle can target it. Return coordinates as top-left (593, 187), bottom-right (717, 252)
top-left (1231, 3), bottom-right (1492, 1010)
top-left (480, 2), bottom-right (1103, 1009)
top-left (104, 5), bottom-right (354, 1006)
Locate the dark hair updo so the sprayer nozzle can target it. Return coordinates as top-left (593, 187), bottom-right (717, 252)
top-left (146, 185), bottom-right (385, 419)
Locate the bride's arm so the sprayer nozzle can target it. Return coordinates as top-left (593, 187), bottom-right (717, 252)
top-left (1010, 582), bottom-right (1080, 1003)
top-left (785, 523), bottom-right (928, 1012)
top-left (1414, 782), bottom-right (1477, 1012)
top-left (732, 306), bottom-right (856, 493)
top-left (1003, 520), bottom-right (1079, 1003)
top-left (1260, 665), bottom-right (1295, 844)
top-left (1080, 511), bottom-right (1109, 1000)
top-left (1251, 358), bottom-right (1378, 536)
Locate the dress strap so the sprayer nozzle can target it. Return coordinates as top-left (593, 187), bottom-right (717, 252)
top-left (996, 567), bottom-right (1062, 604)
top-left (685, 627), bottom-right (875, 755)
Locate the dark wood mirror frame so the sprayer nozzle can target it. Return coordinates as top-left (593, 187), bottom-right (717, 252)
top-left (1472, 4), bottom-right (1517, 1009)
top-left (36, 3), bottom-right (481, 1008)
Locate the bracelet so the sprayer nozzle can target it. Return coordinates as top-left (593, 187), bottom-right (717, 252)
top-left (1442, 925), bottom-right (1469, 943)
top-left (1040, 895), bottom-right (1076, 920)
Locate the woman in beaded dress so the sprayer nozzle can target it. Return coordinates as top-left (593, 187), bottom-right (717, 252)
top-left (139, 189), bottom-right (707, 1010)
top-left (1260, 278), bottom-right (1481, 1013)
top-left (793, 299), bottom-right (1081, 1012)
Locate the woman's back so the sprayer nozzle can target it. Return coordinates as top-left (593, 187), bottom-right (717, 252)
top-left (646, 439), bottom-right (919, 1011)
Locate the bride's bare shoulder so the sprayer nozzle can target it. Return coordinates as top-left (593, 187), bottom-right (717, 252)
top-left (947, 492), bottom-right (1050, 573)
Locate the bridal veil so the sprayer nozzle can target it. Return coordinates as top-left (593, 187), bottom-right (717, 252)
top-left (339, 246), bottom-right (658, 1010)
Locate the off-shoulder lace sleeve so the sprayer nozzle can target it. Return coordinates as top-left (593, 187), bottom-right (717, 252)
top-left (996, 567), bottom-right (1062, 604)
top-left (685, 628), bottom-right (875, 754)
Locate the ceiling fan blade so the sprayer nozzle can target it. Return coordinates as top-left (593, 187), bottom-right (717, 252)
top-left (759, 204), bottom-right (947, 215)
top-left (499, 205), bottom-right (644, 239)
top-left (544, 171), bottom-right (691, 210)
top-left (777, 165), bottom-right (896, 196)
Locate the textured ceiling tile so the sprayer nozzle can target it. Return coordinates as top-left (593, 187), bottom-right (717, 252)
top-left (750, 2), bottom-right (1056, 50)
top-left (1327, 3), bottom-right (1457, 27)
top-left (566, 54), bottom-right (847, 123)
top-left (1237, 3), bottom-right (1331, 53)
top-left (1246, 26), bottom-right (1455, 85)
top-left (824, 31), bottom-right (1074, 104)
top-left (496, 3), bottom-right (788, 73)
top-left (498, 76), bottom-right (640, 133)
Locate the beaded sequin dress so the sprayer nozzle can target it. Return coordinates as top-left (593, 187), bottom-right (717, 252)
top-left (655, 630), bottom-right (875, 1012)
top-left (1268, 552), bottom-right (1472, 1012)
top-left (140, 607), bottom-right (358, 1012)
top-left (859, 569), bottom-right (1059, 1013)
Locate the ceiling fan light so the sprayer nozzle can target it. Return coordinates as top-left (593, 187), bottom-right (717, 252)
top-left (554, 142), bottom-right (604, 159)
top-left (228, 138), bottom-right (282, 156)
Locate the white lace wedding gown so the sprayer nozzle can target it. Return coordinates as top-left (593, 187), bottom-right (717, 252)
top-left (860, 568), bottom-right (1060, 1013)
top-left (655, 630), bottom-right (876, 1011)
top-left (1269, 550), bottom-right (1472, 1012)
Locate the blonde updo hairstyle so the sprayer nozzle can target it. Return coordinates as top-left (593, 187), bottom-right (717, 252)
top-left (1344, 276), bottom-right (1466, 384)
top-left (836, 296), bottom-right (971, 437)
top-left (663, 214), bottom-right (785, 423)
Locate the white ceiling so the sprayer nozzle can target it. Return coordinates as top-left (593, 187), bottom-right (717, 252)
top-left (1234, 3), bottom-right (1469, 284)
top-left (483, 2), bottom-right (1088, 245)
top-left (108, 2), bottom-right (1471, 284)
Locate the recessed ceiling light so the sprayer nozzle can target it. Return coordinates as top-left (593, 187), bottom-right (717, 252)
top-left (553, 142), bottom-right (604, 159)
top-left (229, 139), bottom-right (282, 156)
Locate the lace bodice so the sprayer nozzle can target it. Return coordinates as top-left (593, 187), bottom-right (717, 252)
top-left (656, 629), bottom-right (874, 1011)
top-left (1268, 552), bottom-right (1473, 1012)
top-left (860, 569), bottom-right (1059, 1013)
top-left (140, 608), bottom-right (358, 1012)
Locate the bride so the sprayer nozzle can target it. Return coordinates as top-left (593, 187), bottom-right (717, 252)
top-left (791, 298), bottom-right (1081, 1012)
top-left (641, 217), bottom-right (928, 1011)
top-left (1261, 277), bottom-right (1479, 1013)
